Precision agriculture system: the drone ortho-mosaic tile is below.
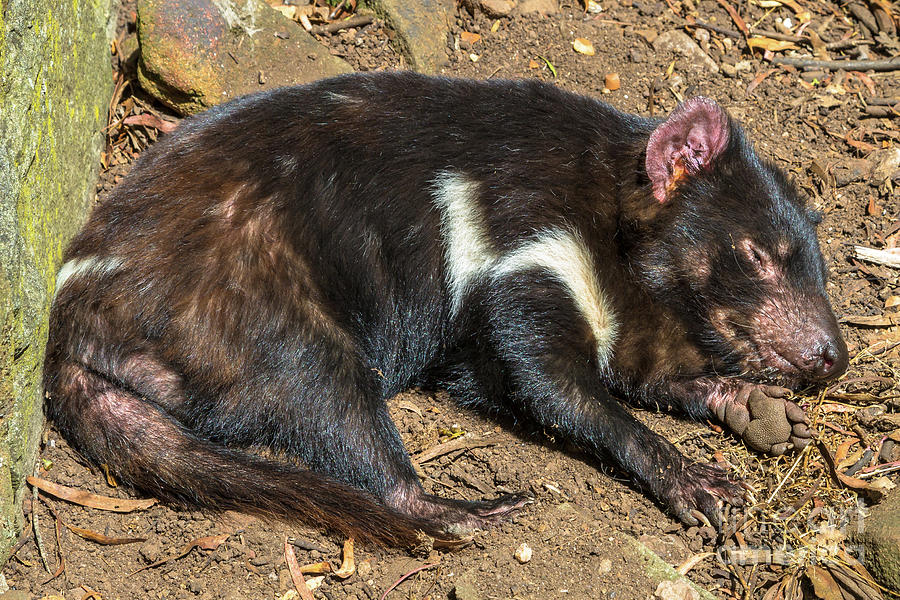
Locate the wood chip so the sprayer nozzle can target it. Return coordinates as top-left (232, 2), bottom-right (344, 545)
top-left (573, 38), bottom-right (595, 55)
top-left (854, 246), bottom-right (900, 268)
top-left (839, 314), bottom-right (900, 327)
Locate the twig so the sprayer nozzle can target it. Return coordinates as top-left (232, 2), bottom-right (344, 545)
top-left (724, 547), bottom-right (795, 566)
top-left (40, 510), bottom-right (66, 585)
top-left (8, 531), bottom-right (33, 560)
top-left (677, 552), bottom-right (714, 575)
top-left (855, 245), bottom-right (900, 268)
top-left (687, 19), bottom-right (872, 52)
top-left (769, 56), bottom-right (900, 71)
top-left (857, 461), bottom-right (900, 479)
top-left (866, 97), bottom-right (900, 106)
top-left (851, 426), bottom-right (873, 451)
top-left (825, 375), bottom-right (896, 394)
top-left (379, 562), bottom-right (438, 600)
top-left (687, 18), bottom-right (742, 38)
top-left (32, 486), bottom-right (50, 573)
top-left (765, 443), bottom-right (810, 504)
top-left (309, 14), bottom-right (374, 35)
top-left (825, 39), bottom-right (874, 50)
top-left (752, 28), bottom-right (802, 42)
top-left (284, 539), bottom-right (315, 600)
top-left (715, 0), bottom-right (749, 38)
top-left (414, 435), bottom-right (501, 464)
top-left (776, 475), bottom-right (822, 519)
top-left (869, 340), bottom-right (900, 356)
top-left (864, 105), bottom-right (899, 117)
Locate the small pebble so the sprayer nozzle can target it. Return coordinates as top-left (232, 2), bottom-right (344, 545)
top-left (514, 542), bottom-right (533, 563)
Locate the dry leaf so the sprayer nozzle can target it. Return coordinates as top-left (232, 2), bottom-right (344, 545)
top-left (27, 476), bottom-right (157, 512)
top-left (134, 533), bottom-right (231, 573)
top-left (65, 523), bottom-right (145, 545)
top-left (298, 561), bottom-right (332, 575)
top-left (867, 197), bottom-right (879, 216)
top-left (852, 71), bottom-right (877, 97)
top-left (747, 69), bottom-right (776, 94)
top-left (808, 29), bottom-right (829, 60)
top-left (716, 0), bottom-right (749, 37)
top-left (272, 4), bottom-right (298, 19)
top-left (123, 113), bottom-right (179, 134)
top-left (285, 540), bottom-right (316, 600)
top-left (885, 296), bottom-right (900, 308)
top-left (573, 38), bottom-right (595, 55)
top-left (333, 538), bottom-right (355, 578)
top-left (865, 476), bottom-right (896, 498)
top-left (529, 59), bottom-right (540, 69)
top-left (100, 463), bottom-right (118, 488)
top-left (460, 31), bottom-right (481, 45)
top-left (752, 0), bottom-right (809, 18)
top-left (806, 565), bottom-right (843, 600)
top-left (195, 533), bottom-right (230, 551)
top-left (395, 400), bottom-right (422, 416)
top-left (748, 36), bottom-right (798, 52)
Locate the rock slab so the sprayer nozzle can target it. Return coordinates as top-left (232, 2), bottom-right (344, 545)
top-left (137, 0), bottom-right (353, 115)
top-left (0, 0), bottom-right (114, 566)
top-left (369, 0), bottom-right (453, 72)
top-left (851, 488), bottom-right (900, 591)
top-left (653, 30), bottom-right (719, 74)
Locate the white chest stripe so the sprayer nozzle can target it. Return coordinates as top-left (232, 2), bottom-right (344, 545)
top-left (493, 231), bottom-right (618, 368)
top-left (431, 171), bottom-right (618, 368)
top-left (55, 256), bottom-right (124, 296)
top-left (431, 172), bottom-right (497, 314)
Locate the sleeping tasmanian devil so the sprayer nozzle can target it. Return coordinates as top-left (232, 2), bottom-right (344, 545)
top-left (44, 72), bottom-right (848, 546)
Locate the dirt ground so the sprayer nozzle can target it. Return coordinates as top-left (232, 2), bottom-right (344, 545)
top-left (3, 0), bottom-right (899, 599)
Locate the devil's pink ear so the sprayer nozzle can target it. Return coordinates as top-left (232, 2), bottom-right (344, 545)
top-left (645, 97), bottom-right (730, 203)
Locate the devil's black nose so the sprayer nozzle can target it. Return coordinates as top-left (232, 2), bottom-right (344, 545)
top-left (814, 337), bottom-right (849, 380)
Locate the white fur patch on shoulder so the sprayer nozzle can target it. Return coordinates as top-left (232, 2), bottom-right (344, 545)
top-left (55, 256), bottom-right (124, 295)
top-left (493, 230), bottom-right (619, 369)
top-left (431, 171), bottom-right (497, 314)
top-left (431, 172), bottom-right (617, 367)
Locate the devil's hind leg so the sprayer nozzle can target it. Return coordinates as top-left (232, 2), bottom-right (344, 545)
top-left (186, 339), bottom-right (530, 535)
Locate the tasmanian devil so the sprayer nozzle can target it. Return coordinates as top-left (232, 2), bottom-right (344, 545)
top-left (44, 72), bottom-right (848, 546)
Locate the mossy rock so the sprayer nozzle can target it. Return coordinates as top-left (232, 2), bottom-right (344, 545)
top-left (136, 0), bottom-right (352, 115)
top-left (0, 0), bottom-right (114, 566)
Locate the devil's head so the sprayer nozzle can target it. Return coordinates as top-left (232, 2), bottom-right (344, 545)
top-left (630, 97), bottom-right (848, 385)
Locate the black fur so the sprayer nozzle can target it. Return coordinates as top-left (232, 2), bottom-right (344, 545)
top-left (44, 72), bottom-right (847, 543)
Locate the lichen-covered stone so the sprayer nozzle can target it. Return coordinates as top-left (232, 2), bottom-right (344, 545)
top-left (462, 0), bottom-right (517, 18)
top-left (851, 489), bottom-right (900, 591)
top-left (369, 0), bottom-right (453, 72)
top-left (0, 0), bottom-right (114, 566)
top-left (516, 0), bottom-right (558, 15)
top-left (652, 30), bottom-right (719, 74)
top-left (137, 0), bottom-right (352, 115)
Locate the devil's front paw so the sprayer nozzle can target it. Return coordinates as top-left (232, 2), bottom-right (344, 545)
top-left (664, 461), bottom-right (747, 529)
top-left (716, 385), bottom-right (811, 455)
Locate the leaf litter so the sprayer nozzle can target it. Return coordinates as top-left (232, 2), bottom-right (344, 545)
top-left (4, 0), bottom-right (899, 598)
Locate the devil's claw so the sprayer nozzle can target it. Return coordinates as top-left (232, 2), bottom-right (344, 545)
top-left (666, 461), bottom-right (747, 530)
